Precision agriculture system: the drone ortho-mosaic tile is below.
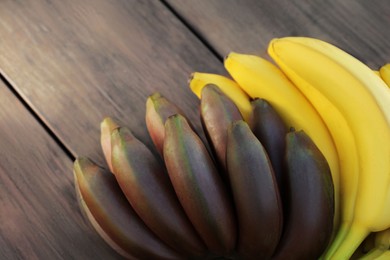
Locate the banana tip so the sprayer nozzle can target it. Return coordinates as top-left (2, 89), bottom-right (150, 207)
top-left (224, 51), bottom-right (235, 62)
top-left (148, 92), bottom-right (163, 101)
top-left (187, 73), bottom-right (195, 84)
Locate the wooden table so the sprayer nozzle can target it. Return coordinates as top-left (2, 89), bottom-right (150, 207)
top-left (0, 1), bottom-right (389, 259)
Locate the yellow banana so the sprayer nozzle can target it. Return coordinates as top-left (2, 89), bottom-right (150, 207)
top-left (189, 72), bottom-right (252, 121)
top-left (268, 37), bottom-right (390, 259)
top-left (224, 52), bottom-right (340, 229)
top-left (379, 63), bottom-right (390, 88)
top-left (268, 39), bottom-right (359, 258)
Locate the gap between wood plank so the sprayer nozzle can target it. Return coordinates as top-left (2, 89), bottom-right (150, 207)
top-left (0, 72), bottom-right (76, 162)
top-left (0, 1), bottom-right (221, 165)
top-left (160, 0), bottom-right (224, 62)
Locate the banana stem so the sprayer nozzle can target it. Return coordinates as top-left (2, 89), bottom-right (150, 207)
top-left (358, 247), bottom-right (386, 260)
top-left (324, 222), bottom-right (351, 259)
top-left (330, 225), bottom-right (369, 260)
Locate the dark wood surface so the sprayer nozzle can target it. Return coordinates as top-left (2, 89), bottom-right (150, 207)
top-left (167, 0), bottom-right (390, 68)
top-left (0, 81), bottom-right (121, 259)
top-left (0, 0), bottom-right (388, 259)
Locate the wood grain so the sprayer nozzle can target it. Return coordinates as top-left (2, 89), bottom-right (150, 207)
top-left (0, 0), bottom-right (225, 166)
top-left (0, 81), bottom-right (122, 259)
top-left (166, 0), bottom-right (390, 68)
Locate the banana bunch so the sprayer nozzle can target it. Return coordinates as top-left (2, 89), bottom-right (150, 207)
top-left (191, 37), bottom-right (390, 259)
top-left (268, 38), bottom-right (390, 260)
top-left (74, 84), bottom-right (334, 258)
top-left (73, 36), bottom-right (390, 259)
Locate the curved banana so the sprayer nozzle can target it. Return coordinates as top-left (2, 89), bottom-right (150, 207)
top-left (200, 84), bottom-right (243, 175)
top-left (249, 98), bottom-right (287, 192)
top-left (268, 37), bottom-right (390, 259)
top-left (379, 63), bottom-right (390, 88)
top-left (163, 114), bottom-right (236, 257)
top-left (268, 39), bottom-right (360, 258)
top-left (110, 127), bottom-right (207, 257)
top-left (100, 117), bottom-right (120, 172)
top-left (224, 52), bottom-right (340, 230)
top-left (189, 72), bottom-right (252, 121)
top-left (272, 130), bottom-right (334, 260)
top-left (145, 92), bottom-right (188, 156)
top-left (73, 157), bottom-right (182, 259)
top-left (226, 120), bottom-right (282, 259)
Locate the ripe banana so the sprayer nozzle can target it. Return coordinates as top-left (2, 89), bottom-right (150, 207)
top-left (226, 120), bottom-right (282, 259)
top-left (110, 127), bottom-right (207, 257)
top-left (100, 117), bottom-right (119, 172)
top-left (73, 157), bottom-right (182, 259)
top-left (268, 37), bottom-right (390, 259)
top-left (268, 38), bottom-right (360, 258)
top-left (145, 92), bottom-right (188, 156)
top-left (379, 63), bottom-right (390, 88)
top-left (224, 52), bottom-right (340, 231)
top-left (272, 130), bottom-right (334, 260)
top-left (163, 114), bottom-right (236, 256)
top-left (189, 72), bottom-right (251, 121)
top-left (200, 84), bottom-right (243, 175)
top-left (249, 98), bottom-right (287, 192)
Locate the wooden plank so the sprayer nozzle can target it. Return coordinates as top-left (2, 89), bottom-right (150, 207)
top-left (0, 2), bottom-right (226, 257)
top-left (0, 81), bottom-right (122, 259)
top-left (166, 0), bottom-right (390, 68)
top-left (0, 0), bottom-right (225, 166)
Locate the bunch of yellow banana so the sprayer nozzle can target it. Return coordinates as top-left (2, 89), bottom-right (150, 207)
top-left (269, 38), bottom-right (390, 260)
top-left (191, 37), bottom-right (390, 259)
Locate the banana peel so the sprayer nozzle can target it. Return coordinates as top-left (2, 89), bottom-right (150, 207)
top-left (73, 157), bottom-right (182, 259)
